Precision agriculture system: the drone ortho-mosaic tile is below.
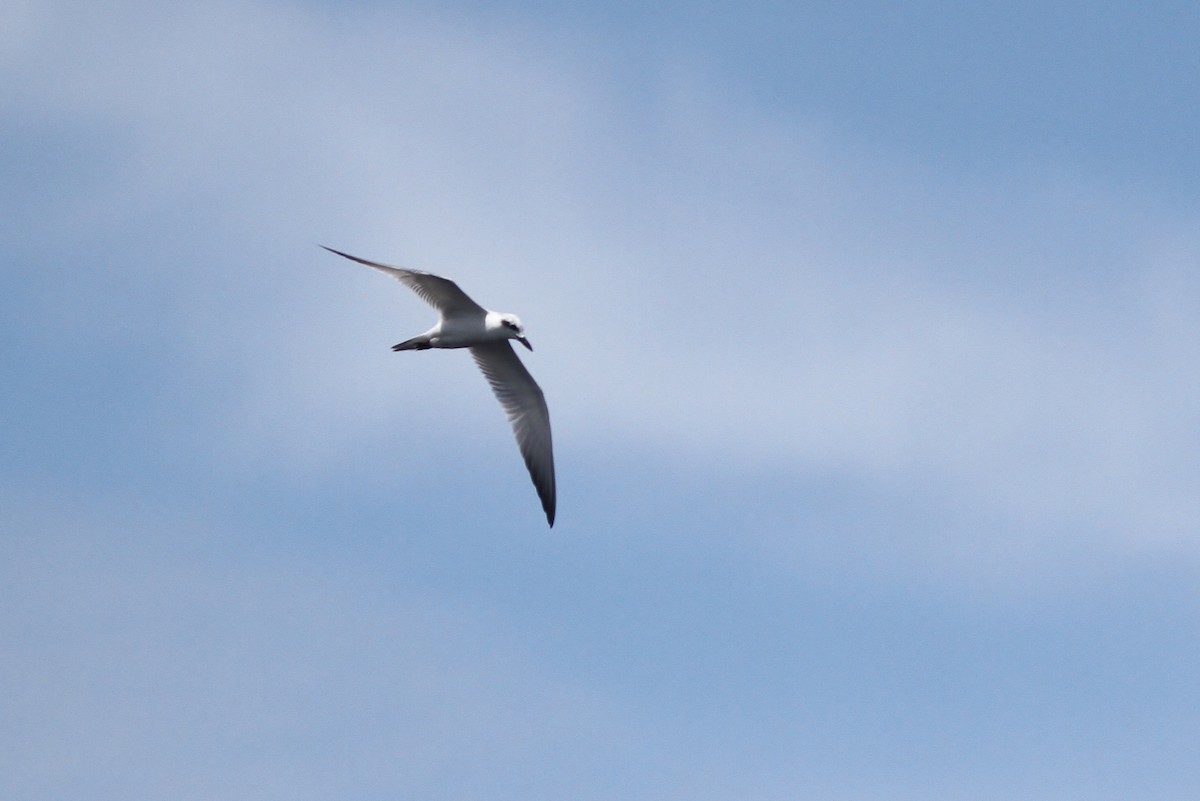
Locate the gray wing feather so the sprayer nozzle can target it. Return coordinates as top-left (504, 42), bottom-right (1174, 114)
top-left (322, 246), bottom-right (486, 316)
top-left (470, 342), bottom-right (556, 527)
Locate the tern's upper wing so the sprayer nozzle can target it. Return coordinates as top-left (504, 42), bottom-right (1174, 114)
top-left (322, 246), bottom-right (486, 316)
top-left (470, 342), bottom-right (556, 527)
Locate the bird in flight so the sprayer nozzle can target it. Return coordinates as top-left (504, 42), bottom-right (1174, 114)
top-left (323, 245), bottom-right (556, 527)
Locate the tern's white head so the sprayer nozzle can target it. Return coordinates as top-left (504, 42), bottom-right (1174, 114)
top-left (494, 312), bottom-right (533, 351)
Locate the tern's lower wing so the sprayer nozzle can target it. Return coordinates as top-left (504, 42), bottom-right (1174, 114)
top-left (470, 342), bottom-right (556, 527)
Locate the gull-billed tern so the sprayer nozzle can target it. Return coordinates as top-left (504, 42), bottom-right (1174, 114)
top-left (324, 245), bottom-right (556, 527)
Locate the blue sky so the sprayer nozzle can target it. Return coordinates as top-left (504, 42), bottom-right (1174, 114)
top-left (3, 1), bottom-right (1199, 798)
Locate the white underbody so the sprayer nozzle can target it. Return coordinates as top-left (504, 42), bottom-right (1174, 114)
top-left (420, 311), bottom-right (514, 348)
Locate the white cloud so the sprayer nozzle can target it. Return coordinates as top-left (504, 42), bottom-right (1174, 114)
top-left (6, 0), bottom-right (1198, 581)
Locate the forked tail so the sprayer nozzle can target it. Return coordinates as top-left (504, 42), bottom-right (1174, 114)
top-left (392, 335), bottom-right (432, 351)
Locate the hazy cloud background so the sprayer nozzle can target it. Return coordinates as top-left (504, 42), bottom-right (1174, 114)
top-left (3, 1), bottom-right (1199, 798)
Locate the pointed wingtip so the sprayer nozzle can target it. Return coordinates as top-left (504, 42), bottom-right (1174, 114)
top-left (318, 244), bottom-right (352, 260)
